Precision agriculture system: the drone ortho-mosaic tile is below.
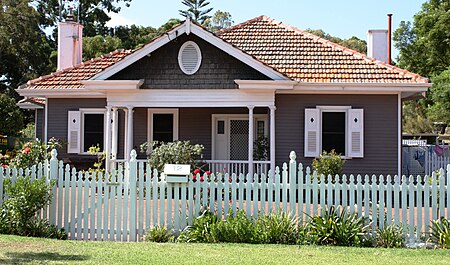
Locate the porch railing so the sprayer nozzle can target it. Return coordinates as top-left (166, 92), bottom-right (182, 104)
top-left (205, 160), bottom-right (270, 176)
top-left (111, 159), bottom-right (271, 176)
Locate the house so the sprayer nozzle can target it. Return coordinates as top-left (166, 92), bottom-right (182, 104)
top-left (17, 16), bottom-right (430, 176)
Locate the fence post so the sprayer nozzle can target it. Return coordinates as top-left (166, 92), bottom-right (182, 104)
top-left (49, 149), bottom-right (58, 225)
top-left (129, 150), bottom-right (137, 241)
top-left (289, 151), bottom-right (297, 216)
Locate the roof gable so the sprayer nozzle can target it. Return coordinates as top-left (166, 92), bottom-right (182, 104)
top-left (91, 19), bottom-right (288, 81)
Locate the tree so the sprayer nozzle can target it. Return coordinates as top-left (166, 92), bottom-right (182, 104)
top-left (179, 0), bottom-right (213, 25)
top-left (34, 0), bottom-right (132, 37)
top-left (427, 68), bottom-right (450, 125)
top-left (394, 1), bottom-right (450, 132)
top-left (0, 94), bottom-right (24, 136)
top-left (83, 35), bottom-right (122, 60)
top-left (0, 0), bottom-right (54, 98)
top-left (110, 24), bottom-right (158, 50)
top-left (402, 101), bottom-right (433, 134)
top-left (306, 29), bottom-right (367, 54)
top-left (204, 10), bottom-right (233, 31)
top-left (394, 0), bottom-right (450, 77)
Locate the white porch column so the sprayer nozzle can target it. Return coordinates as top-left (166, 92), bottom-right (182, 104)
top-left (111, 107), bottom-right (118, 161)
top-left (269, 105), bottom-right (276, 174)
top-left (248, 105), bottom-right (254, 180)
top-left (126, 106), bottom-right (134, 160)
top-left (105, 106), bottom-right (112, 172)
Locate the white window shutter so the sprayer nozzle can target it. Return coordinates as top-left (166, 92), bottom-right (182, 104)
top-left (348, 109), bottom-right (364, 158)
top-left (304, 108), bottom-right (320, 157)
top-left (67, 111), bottom-right (81, 153)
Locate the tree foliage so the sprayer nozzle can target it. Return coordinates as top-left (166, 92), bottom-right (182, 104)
top-left (0, 0), bottom-right (54, 97)
top-left (394, 0), bottom-right (450, 132)
top-left (306, 29), bottom-right (367, 54)
top-left (179, 0), bottom-right (213, 25)
top-left (394, 0), bottom-right (450, 77)
top-left (0, 94), bottom-right (24, 136)
top-left (204, 10), bottom-right (234, 31)
top-left (34, 0), bottom-right (132, 37)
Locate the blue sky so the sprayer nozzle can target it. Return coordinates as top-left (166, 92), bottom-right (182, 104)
top-left (106, 0), bottom-right (426, 59)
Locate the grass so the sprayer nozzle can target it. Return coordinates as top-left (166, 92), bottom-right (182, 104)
top-left (0, 235), bottom-right (449, 264)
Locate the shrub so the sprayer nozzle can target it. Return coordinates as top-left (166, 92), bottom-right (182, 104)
top-left (430, 217), bottom-right (450, 248)
top-left (142, 140), bottom-right (204, 172)
top-left (305, 206), bottom-right (369, 246)
top-left (0, 175), bottom-right (65, 239)
top-left (312, 150), bottom-right (345, 178)
top-left (9, 138), bottom-right (62, 169)
top-left (0, 153), bottom-right (11, 168)
top-left (213, 210), bottom-right (260, 243)
top-left (87, 144), bottom-right (106, 176)
top-left (178, 208), bottom-right (220, 243)
top-left (143, 225), bottom-right (174, 243)
top-left (375, 224), bottom-right (405, 248)
top-left (256, 211), bottom-right (297, 244)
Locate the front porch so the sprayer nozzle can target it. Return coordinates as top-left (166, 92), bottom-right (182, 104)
top-left (104, 106), bottom-right (277, 176)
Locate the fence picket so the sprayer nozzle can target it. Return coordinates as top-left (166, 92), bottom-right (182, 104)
top-left (3, 149), bottom-right (450, 242)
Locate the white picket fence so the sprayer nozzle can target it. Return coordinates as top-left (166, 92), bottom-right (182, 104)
top-left (1, 150), bottom-right (449, 241)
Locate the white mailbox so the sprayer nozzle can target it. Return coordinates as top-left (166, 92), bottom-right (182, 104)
top-left (163, 164), bottom-right (190, 183)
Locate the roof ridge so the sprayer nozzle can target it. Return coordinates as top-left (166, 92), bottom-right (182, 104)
top-left (20, 49), bottom-right (132, 89)
top-left (228, 15), bottom-right (428, 83)
top-left (217, 15), bottom-right (265, 34)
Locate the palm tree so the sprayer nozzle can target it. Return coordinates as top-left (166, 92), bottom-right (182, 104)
top-left (179, 0), bottom-right (213, 25)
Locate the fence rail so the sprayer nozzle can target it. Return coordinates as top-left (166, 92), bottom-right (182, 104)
top-left (1, 150), bottom-right (449, 242)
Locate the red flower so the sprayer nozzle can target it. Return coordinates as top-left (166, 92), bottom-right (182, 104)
top-left (22, 147), bottom-right (31, 154)
top-left (193, 169), bottom-right (201, 175)
top-left (2, 165), bottom-right (8, 168)
top-left (192, 175), bottom-right (197, 180)
top-left (205, 171), bottom-right (211, 175)
top-left (200, 176), bottom-right (205, 182)
top-left (229, 178), bottom-right (232, 182)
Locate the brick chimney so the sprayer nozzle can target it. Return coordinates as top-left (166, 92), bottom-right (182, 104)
top-left (367, 29), bottom-right (388, 63)
top-left (57, 15), bottom-right (83, 70)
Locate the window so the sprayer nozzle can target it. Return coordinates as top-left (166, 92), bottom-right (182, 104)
top-left (304, 107), bottom-right (363, 158)
top-left (67, 108), bottom-right (105, 154)
top-left (178, 41), bottom-right (202, 75)
top-left (148, 109), bottom-right (179, 144)
top-left (83, 113), bottom-right (104, 152)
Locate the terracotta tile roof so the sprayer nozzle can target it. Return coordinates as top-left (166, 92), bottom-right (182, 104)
top-left (21, 16), bottom-right (428, 90)
top-left (18, 97), bottom-right (45, 105)
top-left (21, 50), bottom-right (131, 89)
top-left (217, 16), bottom-right (428, 83)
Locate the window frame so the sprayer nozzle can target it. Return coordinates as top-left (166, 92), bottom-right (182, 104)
top-left (79, 108), bottom-right (106, 155)
top-left (178, 41), bottom-right (202, 75)
top-left (147, 109), bottom-right (179, 144)
top-left (317, 106), bottom-right (351, 158)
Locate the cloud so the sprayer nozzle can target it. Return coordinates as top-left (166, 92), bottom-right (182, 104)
top-left (106, 13), bottom-right (137, 27)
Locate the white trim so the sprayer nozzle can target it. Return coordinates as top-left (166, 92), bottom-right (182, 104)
top-left (79, 108), bottom-right (106, 154)
top-left (147, 109), bottom-right (179, 145)
top-left (34, 109), bottom-right (38, 139)
top-left (16, 88), bottom-right (106, 98)
top-left (317, 106), bottom-right (349, 158)
top-left (44, 98), bottom-right (48, 142)
top-left (178, 41), bottom-right (202, 75)
top-left (398, 93), bottom-right (402, 177)
top-left (82, 80), bottom-right (144, 90)
top-left (269, 106), bottom-right (276, 172)
top-left (107, 89), bottom-right (275, 107)
top-left (89, 20), bottom-right (288, 81)
top-left (235, 80), bottom-right (295, 90)
top-left (211, 113), bottom-right (268, 160)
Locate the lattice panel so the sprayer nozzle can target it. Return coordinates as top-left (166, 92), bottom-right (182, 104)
top-left (230, 120), bottom-right (249, 160)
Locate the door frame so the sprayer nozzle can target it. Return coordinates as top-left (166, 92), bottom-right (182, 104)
top-left (211, 114), bottom-right (268, 160)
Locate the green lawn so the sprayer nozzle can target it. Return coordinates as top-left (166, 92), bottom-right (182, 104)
top-left (0, 235), bottom-right (449, 265)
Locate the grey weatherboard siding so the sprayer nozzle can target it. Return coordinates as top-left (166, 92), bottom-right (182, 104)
top-left (109, 34), bottom-right (270, 89)
top-left (275, 94), bottom-right (399, 176)
top-left (47, 98), bottom-right (107, 163)
top-left (35, 109), bottom-right (45, 140)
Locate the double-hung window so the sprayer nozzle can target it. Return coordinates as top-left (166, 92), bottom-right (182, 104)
top-left (304, 106), bottom-right (363, 158)
top-left (67, 109), bottom-right (105, 154)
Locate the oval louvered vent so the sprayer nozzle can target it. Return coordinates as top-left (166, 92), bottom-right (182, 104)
top-left (178, 41), bottom-right (202, 75)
